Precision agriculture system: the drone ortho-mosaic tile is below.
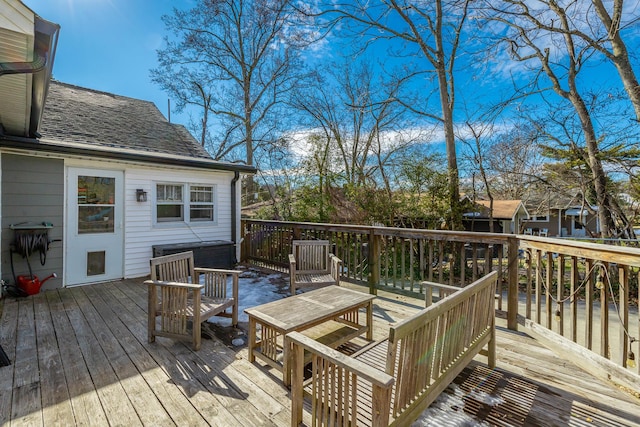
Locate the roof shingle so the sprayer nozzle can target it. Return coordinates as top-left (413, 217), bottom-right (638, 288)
top-left (39, 81), bottom-right (212, 160)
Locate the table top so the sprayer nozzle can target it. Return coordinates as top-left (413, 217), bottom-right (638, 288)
top-left (244, 286), bottom-right (375, 333)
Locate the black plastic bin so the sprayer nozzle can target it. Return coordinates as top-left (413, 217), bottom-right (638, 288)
top-left (152, 240), bottom-right (235, 269)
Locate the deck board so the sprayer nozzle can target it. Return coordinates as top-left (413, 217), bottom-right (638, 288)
top-left (0, 277), bottom-right (638, 426)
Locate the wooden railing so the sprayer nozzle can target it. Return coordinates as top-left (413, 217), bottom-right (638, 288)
top-left (242, 220), bottom-right (517, 324)
top-left (241, 219), bottom-right (640, 382)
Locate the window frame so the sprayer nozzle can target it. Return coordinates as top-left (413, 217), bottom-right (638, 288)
top-left (189, 184), bottom-right (215, 222)
top-left (156, 183), bottom-right (185, 222)
top-left (527, 214), bottom-right (549, 222)
top-left (154, 182), bottom-right (217, 225)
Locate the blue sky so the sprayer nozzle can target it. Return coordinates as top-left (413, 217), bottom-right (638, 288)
top-left (20, 0), bottom-right (639, 157)
top-left (23, 0), bottom-right (191, 123)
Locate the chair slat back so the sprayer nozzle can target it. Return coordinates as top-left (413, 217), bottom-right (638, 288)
top-left (292, 240), bottom-right (331, 273)
top-left (150, 251), bottom-right (196, 283)
top-left (160, 285), bottom-right (189, 334)
top-left (201, 270), bottom-right (228, 299)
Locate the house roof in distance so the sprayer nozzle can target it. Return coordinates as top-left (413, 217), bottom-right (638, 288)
top-left (474, 199), bottom-right (526, 220)
top-left (1, 80), bottom-right (255, 173)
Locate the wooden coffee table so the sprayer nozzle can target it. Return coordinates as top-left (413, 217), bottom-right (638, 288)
top-left (245, 286), bottom-right (375, 385)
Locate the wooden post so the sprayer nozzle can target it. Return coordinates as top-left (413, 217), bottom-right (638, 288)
top-left (570, 257), bottom-right (578, 343)
top-left (557, 254), bottom-right (564, 336)
top-left (585, 259), bottom-right (594, 350)
top-left (619, 265), bottom-right (629, 367)
top-left (369, 229), bottom-right (380, 295)
top-left (546, 252), bottom-right (553, 329)
top-left (290, 341), bottom-right (304, 427)
top-left (507, 236), bottom-right (519, 331)
top-left (601, 262), bottom-right (609, 359)
top-left (525, 250), bottom-right (532, 319)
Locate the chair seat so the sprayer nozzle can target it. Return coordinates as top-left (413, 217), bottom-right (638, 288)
top-left (295, 273), bottom-right (335, 285)
top-left (157, 296), bottom-right (235, 318)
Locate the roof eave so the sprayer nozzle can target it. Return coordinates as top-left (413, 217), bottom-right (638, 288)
top-left (0, 135), bottom-right (257, 174)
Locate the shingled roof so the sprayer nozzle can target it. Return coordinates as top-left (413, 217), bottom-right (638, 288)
top-left (473, 200), bottom-right (527, 220)
top-left (38, 80), bottom-right (211, 160)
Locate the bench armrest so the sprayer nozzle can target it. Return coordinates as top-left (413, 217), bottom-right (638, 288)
top-left (329, 253), bottom-right (343, 280)
top-left (287, 331), bottom-right (393, 387)
top-left (286, 331), bottom-right (393, 427)
top-left (422, 280), bottom-right (461, 307)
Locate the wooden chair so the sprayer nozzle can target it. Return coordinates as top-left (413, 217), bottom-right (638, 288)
top-left (145, 251), bottom-right (240, 350)
top-left (288, 240), bottom-right (342, 295)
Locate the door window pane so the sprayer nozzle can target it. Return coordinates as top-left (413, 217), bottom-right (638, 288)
top-left (78, 176), bottom-right (115, 234)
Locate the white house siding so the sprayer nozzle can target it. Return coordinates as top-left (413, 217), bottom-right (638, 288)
top-left (0, 0), bottom-right (34, 136)
top-left (123, 165), bottom-right (235, 279)
top-left (0, 0), bottom-right (34, 34)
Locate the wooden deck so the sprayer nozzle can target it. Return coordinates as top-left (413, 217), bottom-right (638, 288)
top-left (1, 277), bottom-right (639, 426)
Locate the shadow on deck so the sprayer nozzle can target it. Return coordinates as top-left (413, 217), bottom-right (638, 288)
top-left (0, 274), bottom-right (638, 426)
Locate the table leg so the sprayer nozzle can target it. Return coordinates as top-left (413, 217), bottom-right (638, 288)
top-left (283, 334), bottom-right (290, 387)
top-left (366, 300), bottom-right (373, 340)
top-left (248, 316), bottom-right (256, 363)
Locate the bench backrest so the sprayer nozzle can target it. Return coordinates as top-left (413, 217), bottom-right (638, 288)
top-left (150, 251), bottom-right (196, 283)
top-left (291, 240), bottom-right (331, 274)
top-left (287, 271), bottom-right (497, 427)
top-left (385, 270), bottom-right (497, 424)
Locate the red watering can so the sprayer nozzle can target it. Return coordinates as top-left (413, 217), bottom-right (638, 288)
top-left (17, 273), bottom-right (57, 296)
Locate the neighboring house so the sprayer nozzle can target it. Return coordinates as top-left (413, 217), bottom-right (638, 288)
top-left (462, 199), bottom-right (529, 234)
top-left (521, 204), bottom-right (600, 237)
top-left (0, 2), bottom-right (255, 290)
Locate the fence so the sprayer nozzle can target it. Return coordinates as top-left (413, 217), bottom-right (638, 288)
top-left (241, 219), bottom-right (640, 378)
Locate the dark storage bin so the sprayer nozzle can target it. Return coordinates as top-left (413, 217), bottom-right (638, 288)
top-left (152, 241), bottom-right (235, 269)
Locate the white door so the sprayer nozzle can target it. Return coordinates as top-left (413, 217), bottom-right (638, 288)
top-left (66, 168), bottom-right (124, 285)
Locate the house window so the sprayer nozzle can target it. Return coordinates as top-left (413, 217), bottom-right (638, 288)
top-left (157, 184), bottom-right (184, 222)
top-left (528, 215), bottom-right (549, 222)
top-left (190, 185), bottom-right (214, 221)
top-left (156, 183), bottom-right (215, 223)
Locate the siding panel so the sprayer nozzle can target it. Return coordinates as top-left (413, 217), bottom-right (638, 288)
top-left (123, 167), bottom-right (236, 278)
top-left (1, 154), bottom-right (64, 290)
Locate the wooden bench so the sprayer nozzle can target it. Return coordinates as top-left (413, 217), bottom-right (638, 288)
top-left (145, 251), bottom-right (240, 351)
top-left (286, 271), bottom-right (497, 427)
top-left (289, 240), bottom-right (342, 295)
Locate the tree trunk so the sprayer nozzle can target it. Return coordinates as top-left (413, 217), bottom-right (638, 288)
top-left (591, 0), bottom-right (640, 123)
top-left (569, 92), bottom-right (615, 237)
top-left (435, 0), bottom-right (461, 230)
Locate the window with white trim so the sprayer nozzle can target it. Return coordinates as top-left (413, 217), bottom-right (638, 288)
top-left (155, 183), bottom-right (215, 223)
top-left (157, 184), bottom-right (184, 222)
top-left (527, 214), bottom-right (549, 222)
top-left (190, 185), bottom-right (214, 221)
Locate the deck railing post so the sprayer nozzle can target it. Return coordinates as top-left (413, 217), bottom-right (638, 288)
top-left (508, 236), bottom-right (519, 331)
top-left (369, 228), bottom-right (380, 295)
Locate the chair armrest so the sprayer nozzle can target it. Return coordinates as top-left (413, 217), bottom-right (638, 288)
top-left (194, 268), bottom-right (242, 276)
top-left (144, 279), bottom-right (203, 290)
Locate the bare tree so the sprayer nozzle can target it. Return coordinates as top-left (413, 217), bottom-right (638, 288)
top-left (293, 61), bottom-right (420, 188)
top-left (588, 0), bottom-right (640, 122)
top-left (151, 0), bottom-right (306, 168)
top-left (486, 0), bottom-right (635, 237)
top-left (305, 0), bottom-right (474, 229)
